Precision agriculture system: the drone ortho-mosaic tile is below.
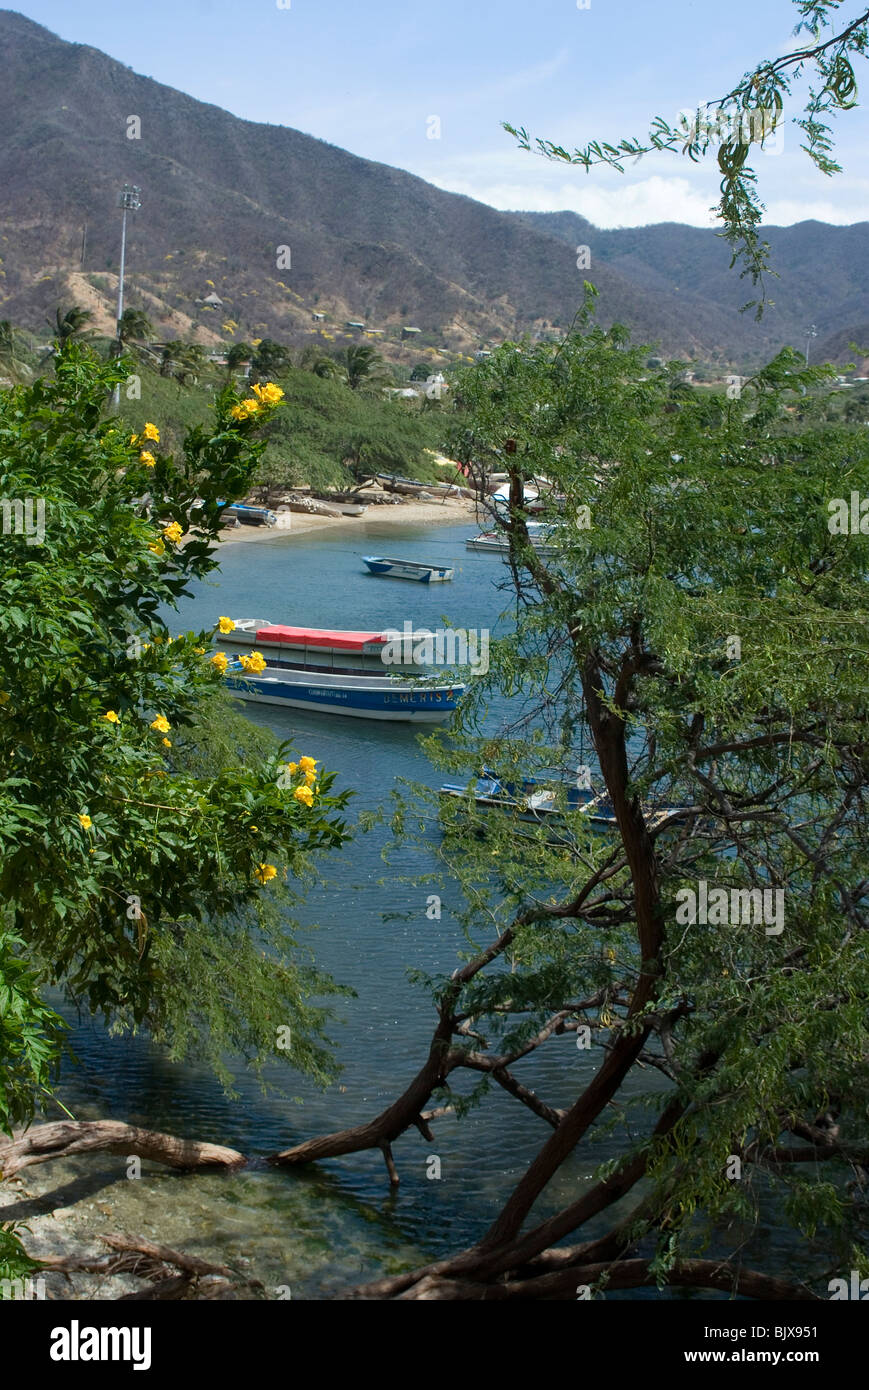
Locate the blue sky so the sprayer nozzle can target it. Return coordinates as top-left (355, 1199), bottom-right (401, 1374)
top-left (9, 0), bottom-right (869, 227)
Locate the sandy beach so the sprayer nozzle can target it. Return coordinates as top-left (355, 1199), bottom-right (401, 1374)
top-left (218, 496), bottom-right (481, 543)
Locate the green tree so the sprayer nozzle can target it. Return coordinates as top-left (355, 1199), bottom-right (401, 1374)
top-left (0, 321), bottom-right (26, 384)
top-left (343, 344), bottom-right (389, 392)
top-left (251, 338), bottom-right (291, 381)
top-left (41, 306), bottom-right (94, 362)
top-left (117, 307), bottom-right (154, 349)
top-left (0, 347), bottom-right (352, 1265)
top-left (160, 340), bottom-right (181, 378)
top-left (256, 302), bottom-right (869, 1300)
top-left (174, 342), bottom-right (207, 387)
top-left (225, 341), bottom-right (254, 381)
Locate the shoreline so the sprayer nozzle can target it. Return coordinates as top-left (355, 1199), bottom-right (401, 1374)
top-left (215, 496), bottom-right (481, 544)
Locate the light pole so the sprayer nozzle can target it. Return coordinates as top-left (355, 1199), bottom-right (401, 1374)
top-left (804, 323), bottom-right (817, 366)
top-left (111, 184), bottom-right (141, 408)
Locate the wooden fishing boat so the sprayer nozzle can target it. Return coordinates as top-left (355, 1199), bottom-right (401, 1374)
top-left (225, 661), bottom-right (464, 722)
top-left (221, 621), bottom-right (427, 672)
top-left (440, 774), bottom-right (692, 828)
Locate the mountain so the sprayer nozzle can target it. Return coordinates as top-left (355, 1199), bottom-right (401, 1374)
top-left (511, 211), bottom-right (869, 368)
top-left (0, 9), bottom-right (866, 368)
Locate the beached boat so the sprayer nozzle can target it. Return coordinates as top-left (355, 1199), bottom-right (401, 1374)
top-left (362, 556), bottom-right (454, 582)
top-left (225, 660), bottom-right (464, 722)
top-left (220, 502), bottom-right (278, 527)
top-left (220, 621), bottom-right (426, 672)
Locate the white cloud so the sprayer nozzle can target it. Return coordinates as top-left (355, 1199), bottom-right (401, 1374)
top-left (424, 169), bottom-right (721, 228)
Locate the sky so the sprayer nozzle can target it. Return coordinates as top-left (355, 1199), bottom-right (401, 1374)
top-left (8, 0), bottom-right (869, 228)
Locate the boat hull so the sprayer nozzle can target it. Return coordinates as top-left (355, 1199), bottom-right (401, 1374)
top-left (226, 667), bottom-right (464, 723)
top-left (362, 557), bottom-right (453, 582)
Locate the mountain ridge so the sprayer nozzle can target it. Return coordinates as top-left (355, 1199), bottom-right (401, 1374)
top-left (0, 9), bottom-right (866, 367)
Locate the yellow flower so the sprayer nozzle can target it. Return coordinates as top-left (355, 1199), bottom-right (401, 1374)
top-left (139, 451), bottom-right (156, 468)
top-left (103, 710), bottom-right (120, 724)
top-left (250, 826), bottom-right (258, 833)
top-left (151, 715), bottom-right (170, 733)
top-left (240, 651), bottom-right (267, 673)
top-left (163, 522), bottom-right (183, 545)
top-left (211, 651), bottom-right (229, 673)
top-left (304, 769), bottom-right (317, 787)
top-left (294, 786), bottom-right (314, 808)
top-left (286, 761), bottom-right (298, 776)
top-left (251, 382), bottom-right (284, 405)
top-left (149, 538), bottom-right (165, 556)
top-left (230, 398), bottom-right (260, 421)
top-left (298, 756), bottom-right (317, 772)
top-left (142, 422), bottom-right (160, 443)
top-left (0, 691), bottom-right (9, 705)
top-left (162, 737), bottom-right (172, 748)
top-left (78, 813), bottom-right (92, 830)
top-left (194, 647), bottom-right (206, 656)
top-left (255, 863), bottom-right (278, 884)
top-left (218, 616), bottom-right (236, 634)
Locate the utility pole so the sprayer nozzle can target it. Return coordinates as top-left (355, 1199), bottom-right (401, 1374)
top-left (111, 184), bottom-right (141, 408)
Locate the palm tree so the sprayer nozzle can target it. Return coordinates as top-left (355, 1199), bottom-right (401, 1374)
top-left (118, 308), bottom-right (153, 348)
top-left (312, 355), bottom-right (345, 382)
top-left (160, 341), bottom-right (182, 378)
top-left (174, 343), bottom-right (207, 387)
top-left (344, 344), bottom-right (388, 392)
top-left (41, 305), bottom-right (94, 362)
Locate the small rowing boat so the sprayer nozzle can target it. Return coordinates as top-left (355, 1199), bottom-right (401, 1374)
top-left (362, 556), bottom-right (454, 582)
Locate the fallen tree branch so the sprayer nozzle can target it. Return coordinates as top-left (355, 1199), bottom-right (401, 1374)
top-left (0, 1121), bottom-right (246, 1178)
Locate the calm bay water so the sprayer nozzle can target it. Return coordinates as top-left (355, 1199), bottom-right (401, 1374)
top-left (47, 519), bottom-right (787, 1296)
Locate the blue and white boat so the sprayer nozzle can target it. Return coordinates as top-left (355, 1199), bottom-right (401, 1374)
top-left (219, 502), bottom-right (278, 527)
top-left (225, 660), bottom-right (464, 722)
top-left (362, 556), bottom-right (454, 583)
top-left (440, 773), bottom-right (692, 828)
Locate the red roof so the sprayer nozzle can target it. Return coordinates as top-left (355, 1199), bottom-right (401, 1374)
top-left (255, 625), bottom-right (386, 651)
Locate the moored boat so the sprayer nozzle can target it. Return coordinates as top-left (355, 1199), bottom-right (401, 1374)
top-left (220, 621), bottom-right (430, 672)
top-left (225, 660), bottom-right (464, 722)
top-left (362, 556), bottom-right (454, 582)
top-left (440, 774), bottom-right (692, 827)
top-left (466, 523), bottom-right (557, 556)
